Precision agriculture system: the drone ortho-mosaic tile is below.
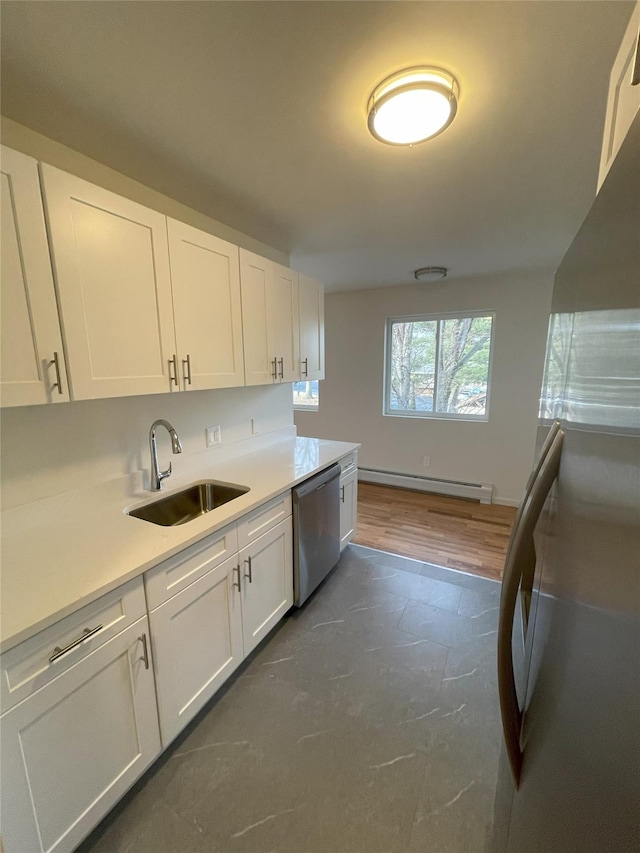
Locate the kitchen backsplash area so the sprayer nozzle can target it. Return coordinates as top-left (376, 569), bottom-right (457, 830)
top-left (0, 383), bottom-right (294, 510)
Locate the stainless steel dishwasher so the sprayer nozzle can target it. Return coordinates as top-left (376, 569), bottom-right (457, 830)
top-left (292, 463), bottom-right (341, 606)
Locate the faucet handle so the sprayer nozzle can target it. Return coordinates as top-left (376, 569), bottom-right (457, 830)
top-left (159, 461), bottom-right (172, 483)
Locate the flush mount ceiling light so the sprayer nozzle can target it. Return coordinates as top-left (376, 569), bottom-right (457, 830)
top-left (367, 66), bottom-right (459, 146)
top-left (414, 266), bottom-right (448, 282)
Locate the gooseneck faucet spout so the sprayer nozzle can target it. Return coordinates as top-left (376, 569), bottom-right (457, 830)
top-left (149, 419), bottom-right (183, 491)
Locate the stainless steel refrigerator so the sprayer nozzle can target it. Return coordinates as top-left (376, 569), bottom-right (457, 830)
top-left (490, 114), bottom-right (640, 852)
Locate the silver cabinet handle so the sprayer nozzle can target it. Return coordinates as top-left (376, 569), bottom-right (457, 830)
top-left (169, 354), bottom-right (179, 387)
top-left (138, 633), bottom-right (150, 670)
top-left (271, 358), bottom-right (278, 380)
top-left (232, 564), bottom-right (242, 592)
top-left (340, 485), bottom-right (345, 502)
top-left (497, 422), bottom-right (564, 789)
top-left (244, 556), bottom-right (253, 583)
top-left (182, 354), bottom-right (192, 386)
top-left (301, 357), bottom-right (308, 378)
top-left (278, 357), bottom-right (284, 379)
top-left (49, 624), bottom-right (103, 663)
top-left (49, 351), bottom-right (63, 395)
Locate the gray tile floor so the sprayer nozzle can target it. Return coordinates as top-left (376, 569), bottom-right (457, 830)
top-left (78, 545), bottom-right (502, 853)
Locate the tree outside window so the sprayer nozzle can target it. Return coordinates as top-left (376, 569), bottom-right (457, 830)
top-left (386, 313), bottom-right (494, 419)
top-left (293, 380), bottom-right (319, 409)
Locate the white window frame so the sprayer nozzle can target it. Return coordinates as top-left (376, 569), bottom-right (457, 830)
top-left (383, 310), bottom-right (496, 421)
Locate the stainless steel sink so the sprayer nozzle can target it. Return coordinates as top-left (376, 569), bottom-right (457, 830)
top-left (128, 480), bottom-right (250, 526)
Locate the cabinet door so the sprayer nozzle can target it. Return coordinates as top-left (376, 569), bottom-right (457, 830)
top-left (598, 4), bottom-right (640, 190)
top-left (40, 164), bottom-right (177, 400)
top-left (298, 272), bottom-right (325, 381)
top-left (239, 248), bottom-right (274, 385)
top-left (0, 617), bottom-right (160, 853)
top-left (269, 263), bottom-right (300, 382)
top-left (239, 517), bottom-right (293, 656)
top-left (148, 553), bottom-right (243, 747)
top-left (167, 219), bottom-right (245, 391)
top-left (1, 147), bottom-right (69, 406)
top-left (340, 469), bottom-right (358, 551)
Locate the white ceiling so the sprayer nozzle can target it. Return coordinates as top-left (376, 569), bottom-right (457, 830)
top-left (0, 1), bottom-right (633, 292)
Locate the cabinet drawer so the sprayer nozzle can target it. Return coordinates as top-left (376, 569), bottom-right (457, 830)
top-left (1, 577), bottom-right (146, 713)
top-left (340, 453), bottom-right (358, 479)
top-left (237, 491), bottom-right (292, 549)
top-left (144, 521), bottom-right (238, 610)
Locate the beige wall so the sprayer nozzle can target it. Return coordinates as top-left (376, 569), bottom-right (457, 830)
top-left (0, 117), bottom-right (289, 265)
top-left (1, 385), bottom-right (294, 510)
top-left (295, 272), bottom-right (553, 504)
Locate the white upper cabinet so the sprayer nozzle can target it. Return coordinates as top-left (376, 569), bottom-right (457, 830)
top-left (239, 249), bottom-right (275, 385)
top-left (239, 249), bottom-right (300, 385)
top-left (167, 219), bottom-right (244, 391)
top-left (1, 147), bottom-right (69, 407)
top-left (598, 2), bottom-right (640, 190)
top-left (270, 263), bottom-right (300, 383)
top-left (298, 272), bottom-right (325, 381)
top-left (3, 157), bottom-right (314, 405)
top-left (40, 164), bottom-right (177, 400)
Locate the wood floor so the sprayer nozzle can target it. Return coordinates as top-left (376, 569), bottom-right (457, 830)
top-left (352, 482), bottom-right (517, 582)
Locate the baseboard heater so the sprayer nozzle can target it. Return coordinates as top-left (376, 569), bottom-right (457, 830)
top-left (358, 468), bottom-right (493, 504)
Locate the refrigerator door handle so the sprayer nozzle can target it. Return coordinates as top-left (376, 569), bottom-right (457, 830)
top-left (497, 422), bottom-right (564, 788)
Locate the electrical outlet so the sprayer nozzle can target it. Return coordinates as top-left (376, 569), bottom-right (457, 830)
top-left (423, 455), bottom-right (430, 468)
top-left (206, 425), bottom-right (222, 447)
top-left (251, 417), bottom-right (260, 435)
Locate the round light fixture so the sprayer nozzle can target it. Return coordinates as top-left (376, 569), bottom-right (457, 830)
top-left (414, 266), bottom-right (448, 282)
top-left (367, 66), bottom-right (459, 146)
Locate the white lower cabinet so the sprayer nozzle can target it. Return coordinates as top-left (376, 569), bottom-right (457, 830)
top-left (1, 491), bottom-right (298, 852)
top-left (146, 494), bottom-right (293, 746)
top-left (148, 553), bottom-right (244, 746)
top-left (340, 455), bottom-right (359, 551)
top-left (239, 517), bottom-right (293, 656)
top-left (0, 617), bottom-right (161, 853)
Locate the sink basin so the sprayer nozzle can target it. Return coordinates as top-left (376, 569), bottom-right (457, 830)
top-left (128, 480), bottom-right (250, 526)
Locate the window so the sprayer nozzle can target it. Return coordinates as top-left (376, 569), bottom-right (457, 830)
top-left (384, 312), bottom-right (494, 419)
top-left (293, 380), bottom-right (319, 410)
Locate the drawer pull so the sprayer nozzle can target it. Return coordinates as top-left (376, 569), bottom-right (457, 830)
top-left (49, 351), bottom-right (63, 395)
top-left (138, 633), bottom-right (150, 670)
top-left (169, 354), bottom-right (179, 387)
top-left (244, 555), bottom-right (253, 583)
top-left (232, 564), bottom-right (242, 593)
top-left (301, 357), bottom-right (308, 378)
top-left (271, 358), bottom-right (278, 380)
top-left (49, 624), bottom-right (103, 663)
top-left (340, 485), bottom-right (345, 502)
top-left (182, 353), bottom-right (192, 386)
top-left (278, 357), bottom-right (284, 379)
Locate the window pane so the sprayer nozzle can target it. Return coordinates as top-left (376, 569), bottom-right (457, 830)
top-left (388, 320), bottom-right (437, 412)
top-left (293, 380), bottom-right (319, 408)
top-left (435, 316), bottom-right (493, 416)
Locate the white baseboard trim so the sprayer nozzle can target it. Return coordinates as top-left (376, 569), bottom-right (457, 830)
top-left (492, 497), bottom-right (520, 507)
top-left (358, 468), bottom-right (493, 505)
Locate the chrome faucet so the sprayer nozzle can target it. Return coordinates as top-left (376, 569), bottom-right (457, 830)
top-left (149, 419), bottom-right (183, 491)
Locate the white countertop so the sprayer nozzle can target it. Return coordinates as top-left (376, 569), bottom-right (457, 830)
top-left (0, 432), bottom-right (359, 652)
